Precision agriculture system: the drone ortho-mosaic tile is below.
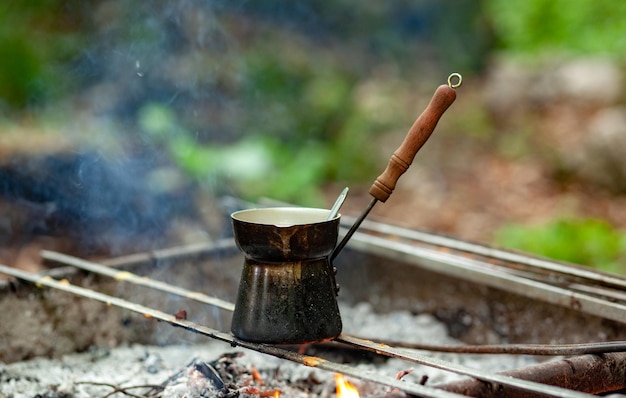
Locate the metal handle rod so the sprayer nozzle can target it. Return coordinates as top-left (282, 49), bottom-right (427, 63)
top-left (331, 74), bottom-right (461, 261)
top-left (331, 198), bottom-right (376, 261)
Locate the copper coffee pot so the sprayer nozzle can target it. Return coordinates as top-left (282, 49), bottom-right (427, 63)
top-left (230, 207), bottom-right (342, 344)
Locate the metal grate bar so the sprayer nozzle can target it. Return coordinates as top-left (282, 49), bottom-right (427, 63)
top-left (336, 335), bottom-right (594, 398)
top-left (42, 250), bottom-right (626, 356)
top-left (3, 254), bottom-right (602, 398)
top-left (348, 231), bottom-right (626, 324)
top-left (349, 218), bottom-right (626, 291)
top-left (99, 238), bottom-right (236, 268)
top-left (41, 250), bottom-right (235, 311)
top-left (0, 263), bottom-right (467, 398)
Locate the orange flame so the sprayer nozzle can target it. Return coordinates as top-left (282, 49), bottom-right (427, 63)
top-left (335, 374), bottom-right (360, 398)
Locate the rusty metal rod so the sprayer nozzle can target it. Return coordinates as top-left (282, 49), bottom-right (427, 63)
top-left (351, 218), bottom-right (626, 291)
top-left (52, 214), bottom-right (626, 305)
top-left (100, 238), bottom-right (236, 268)
top-left (347, 231), bottom-right (626, 324)
top-left (38, 228), bottom-right (626, 319)
top-left (42, 250), bottom-right (626, 359)
top-left (70, 209), bottom-right (626, 300)
top-left (1, 239), bottom-right (235, 293)
top-left (335, 334), bottom-right (595, 398)
top-left (0, 264), bottom-right (598, 397)
top-left (349, 337), bottom-right (626, 356)
top-left (0, 264), bottom-right (467, 398)
top-left (41, 250), bottom-right (235, 312)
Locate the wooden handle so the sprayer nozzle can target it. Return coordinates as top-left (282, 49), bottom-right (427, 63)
top-left (369, 84), bottom-right (457, 202)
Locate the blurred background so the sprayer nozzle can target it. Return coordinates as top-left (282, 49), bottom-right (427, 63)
top-left (1, 0), bottom-right (625, 273)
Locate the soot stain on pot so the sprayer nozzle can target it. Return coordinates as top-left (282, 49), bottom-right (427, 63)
top-left (271, 226), bottom-right (298, 257)
top-left (293, 260), bottom-right (302, 281)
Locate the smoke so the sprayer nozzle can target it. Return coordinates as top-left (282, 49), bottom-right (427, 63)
top-left (1, 1), bottom-right (486, 256)
top-left (0, 149), bottom-right (197, 255)
top-left (1, 1), bottom-right (229, 256)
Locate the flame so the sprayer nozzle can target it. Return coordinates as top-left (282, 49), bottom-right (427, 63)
top-left (335, 374), bottom-right (360, 398)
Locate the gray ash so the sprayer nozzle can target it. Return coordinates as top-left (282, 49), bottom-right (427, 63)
top-left (0, 303), bottom-right (540, 398)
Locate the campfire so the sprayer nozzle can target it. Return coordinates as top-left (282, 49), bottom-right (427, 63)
top-left (335, 374), bottom-right (360, 398)
top-left (3, 1), bottom-right (626, 396)
top-left (2, 216), bottom-right (626, 397)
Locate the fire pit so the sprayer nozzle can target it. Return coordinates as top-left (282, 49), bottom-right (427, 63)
top-left (2, 209), bottom-right (626, 397)
top-left (2, 75), bottom-right (626, 396)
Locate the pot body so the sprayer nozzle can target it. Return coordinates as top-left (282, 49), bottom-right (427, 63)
top-left (230, 207), bottom-right (342, 344)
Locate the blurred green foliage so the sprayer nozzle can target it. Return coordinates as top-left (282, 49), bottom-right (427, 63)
top-left (2, 1), bottom-right (626, 272)
top-left (0, 2), bottom-right (84, 108)
top-left (3, 0), bottom-right (624, 208)
top-left (237, 0), bottom-right (493, 72)
top-left (485, 0), bottom-right (626, 57)
top-left (138, 92), bottom-right (376, 206)
top-left (236, 48), bottom-right (383, 198)
top-left (494, 218), bottom-right (626, 274)
top-left (483, 0), bottom-right (626, 273)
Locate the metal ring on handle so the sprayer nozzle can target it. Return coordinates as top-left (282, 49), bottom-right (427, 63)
top-left (447, 73), bottom-right (463, 89)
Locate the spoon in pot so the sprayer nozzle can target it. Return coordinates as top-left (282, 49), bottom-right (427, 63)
top-left (327, 187), bottom-right (349, 221)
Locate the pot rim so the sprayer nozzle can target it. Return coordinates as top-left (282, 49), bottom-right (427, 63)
top-left (231, 207), bottom-right (339, 227)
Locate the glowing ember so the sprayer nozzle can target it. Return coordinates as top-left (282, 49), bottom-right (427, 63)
top-left (335, 374), bottom-right (360, 398)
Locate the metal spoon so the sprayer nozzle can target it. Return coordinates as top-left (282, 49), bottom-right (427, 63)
top-left (327, 187), bottom-right (349, 220)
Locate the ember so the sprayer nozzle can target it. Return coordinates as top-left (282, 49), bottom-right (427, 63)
top-left (174, 309), bottom-right (187, 321)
